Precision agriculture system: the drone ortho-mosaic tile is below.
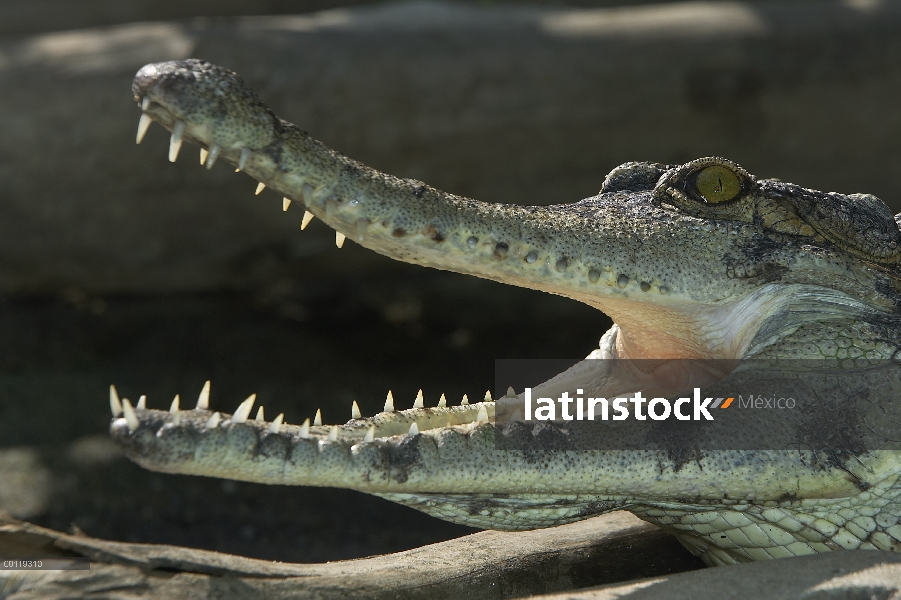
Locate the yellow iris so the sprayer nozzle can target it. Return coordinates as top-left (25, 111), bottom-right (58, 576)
top-left (695, 165), bottom-right (741, 203)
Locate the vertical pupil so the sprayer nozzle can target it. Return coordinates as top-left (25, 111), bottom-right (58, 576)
top-left (695, 165), bottom-right (741, 203)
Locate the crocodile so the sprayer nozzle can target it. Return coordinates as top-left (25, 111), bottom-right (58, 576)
top-left (110, 59), bottom-right (901, 567)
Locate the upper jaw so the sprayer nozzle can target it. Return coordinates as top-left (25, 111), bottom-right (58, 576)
top-left (131, 60), bottom-right (884, 368)
top-left (132, 65), bottom-right (714, 319)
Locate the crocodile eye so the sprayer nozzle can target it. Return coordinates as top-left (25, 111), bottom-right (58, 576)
top-left (694, 165), bottom-right (741, 203)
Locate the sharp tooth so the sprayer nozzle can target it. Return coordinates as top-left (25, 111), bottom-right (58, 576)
top-left (168, 121), bottom-right (185, 162)
top-left (170, 395), bottom-right (181, 424)
top-left (269, 413), bottom-right (284, 434)
top-left (255, 182), bottom-right (266, 195)
top-left (232, 394), bottom-right (256, 423)
top-left (255, 406), bottom-right (265, 421)
top-left (109, 385), bottom-right (123, 417)
top-left (136, 113), bottom-right (152, 144)
top-left (136, 395), bottom-right (147, 409)
top-left (461, 394), bottom-right (469, 405)
top-left (142, 97), bottom-right (150, 111)
top-left (237, 147), bottom-right (251, 171)
top-left (484, 390), bottom-right (493, 402)
top-left (384, 390), bottom-right (395, 412)
top-left (413, 389), bottom-right (424, 409)
top-left (298, 417), bottom-right (310, 438)
top-left (205, 412), bottom-right (221, 428)
top-left (328, 425), bottom-right (338, 441)
top-left (408, 422), bottom-right (419, 435)
top-left (197, 380), bottom-right (211, 410)
top-left (206, 144), bottom-right (220, 170)
top-left (314, 409), bottom-right (322, 426)
top-left (506, 386), bottom-right (516, 398)
top-left (283, 198), bottom-right (291, 211)
top-left (122, 398), bottom-right (139, 431)
top-left (476, 405), bottom-right (489, 423)
top-left (438, 393), bottom-right (446, 408)
top-left (356, 218), bottom-right (369, 241)
top-left (301, 211), bottom-right (315, 230)
top-left (335, 232), bottom-right (346, 248)
top-left (364, 425), bottom-right (375, 442)
top-left (200, 148), bottom-right (208, 164)
top-left (351, 400), bottom-right (361, 419)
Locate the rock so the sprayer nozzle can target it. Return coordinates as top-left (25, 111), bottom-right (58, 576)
top-left (0, 449), bottom-right (51, 519)
top-left (0, 0), bottom-right (675, 37)
top-left (2, 0), bottom-right (901, 293)
top-left (0, 0), bottom-right (367, 36)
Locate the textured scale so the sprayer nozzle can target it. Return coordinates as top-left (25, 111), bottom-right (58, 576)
top-left (114, 59), bottom-right (901, 566)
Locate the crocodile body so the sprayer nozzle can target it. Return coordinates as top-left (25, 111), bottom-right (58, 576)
top-left (111, 59), bottom-right (901, 566)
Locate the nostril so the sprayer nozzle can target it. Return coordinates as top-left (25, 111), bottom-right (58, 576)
top-left (135, 63), bottom-right (161, 80)
top-left (132, 63), bottom-right (165, 99)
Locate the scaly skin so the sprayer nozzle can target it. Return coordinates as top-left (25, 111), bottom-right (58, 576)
top-left (111, 59), bottom-right (901, 566)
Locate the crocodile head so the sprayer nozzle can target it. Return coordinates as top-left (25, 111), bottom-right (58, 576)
top-left (112, 59), bottom-right (901, 565)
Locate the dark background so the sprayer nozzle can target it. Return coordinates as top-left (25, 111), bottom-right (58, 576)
top-left (1, 0), bottom-right (900, 562)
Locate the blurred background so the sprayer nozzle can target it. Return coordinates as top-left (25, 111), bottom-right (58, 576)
top-left (1, 0), bottom-right (900, 563)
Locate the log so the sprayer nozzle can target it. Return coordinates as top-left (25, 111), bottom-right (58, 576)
top-left (0, 512), bottom-right (703, 599)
